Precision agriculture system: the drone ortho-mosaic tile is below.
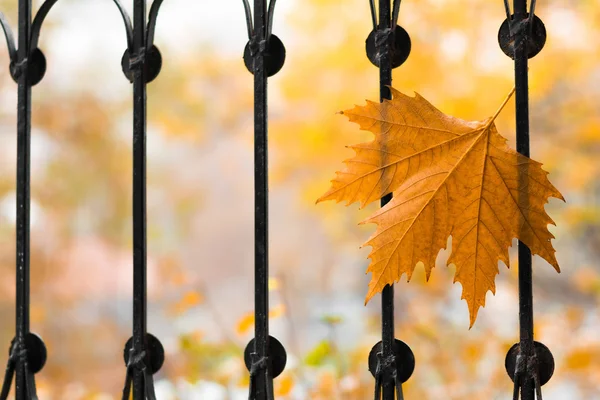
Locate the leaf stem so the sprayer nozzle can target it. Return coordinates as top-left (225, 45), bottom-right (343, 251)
top-left (490, 87), bottom-right (516, 123)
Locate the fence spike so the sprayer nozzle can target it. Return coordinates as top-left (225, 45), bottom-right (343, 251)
top-left (498, 1), bottom-right (553, 398)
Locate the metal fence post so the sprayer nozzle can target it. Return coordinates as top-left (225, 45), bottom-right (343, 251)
top-left (240, 1), bottom-right (287, 398)
top-left (113, 1), bottom-right (166, 398)
top-left (498, 1), bottom-right (555, 398)
top-left (365, 1), bottom-right (414, 399)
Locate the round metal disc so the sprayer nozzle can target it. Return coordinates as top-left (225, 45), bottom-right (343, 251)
top-left (366, 25), bottom-right (411, 69)
top-left (121, 45), bottom-right (163, 83)
top-left (498, 14), bottom-right (547, 59)
top-left (244, 335), bottom-right (287, 378)
top-left (505, 341), bottom-right (554, 386)
top-left (368, 339), bottom-right (415, 384)
top-left (8, 333), bottom-right (47, 374)
top-left (243, 34), bottom-right (286, 77)
top-left (10, 48), bottom-right (46, 86)
top-left (123, 333), bottom-right (165, 374)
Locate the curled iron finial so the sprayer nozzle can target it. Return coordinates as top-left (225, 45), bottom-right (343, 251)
top-left (391, 0), bottom-right (401, 31)
top-left (369, 0), bottom-right (402, 31)
top-left (503, 0), bottom-right (512, 21)
top-left (113, 0), bottom-right (164, 83)
top-left (0, 12), bottom-right (17, 63)
top-left (30, 0), bottom-right (60, 52)
top-left (242, 0), bottom-right (253, 39)
top-left (146, 0), bottom-right (164, 51)
top-left (369, 0), bottom-right (377, 30)
top-left (241, 0), bottom-right (286, 77)
top-left (266, 0), bottom-right (277, 39)
top-left (2, 0), bottom-right (60, 85)
top-left (502, 0), bottom-right (538, 34)
top-left (241, 0), bottom-right (278, 40)
top-left (527, 0), bottom-right (537, 36)
top-left (111, 0), bottom-right (134, 51)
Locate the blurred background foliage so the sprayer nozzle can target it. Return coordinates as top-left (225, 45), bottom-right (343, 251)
top-left (0, 0), bottom-right (599, 398)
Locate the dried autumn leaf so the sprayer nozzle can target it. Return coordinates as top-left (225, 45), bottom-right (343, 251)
top-left (317, 88), bottom-right (563, 326)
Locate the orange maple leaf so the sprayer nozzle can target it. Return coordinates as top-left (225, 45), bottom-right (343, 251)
top-left (317, 87), bottom-right (564, 327)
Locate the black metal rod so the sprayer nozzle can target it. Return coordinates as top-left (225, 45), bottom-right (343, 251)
top-left (0, 13), bottom-right (17, 62)
top-left (29, 0), bottom-right (58, 52)
top-left (266, 0), bottom-right (276, 38)
top-left (369, 0), bottom-right (377, 31)
top-left (146, 0), bottom-right (164, 51)
top-left (513, 0), bottom-right (534, 399)
top-left (503, 0), bottom-right (512, 21)
top-left (528, 0), bottom-right (536, 24)
top-left (391, 0), bottom-right (401, 30)
top-left (15, 0), bottom-right (32, 398)
top-left (132, 0), bottom-right (147, 398)
top-left (378, 1), bottom-right (396, 400)
top-left (378, 0), bottom-right (392, 100)
top-left (253, 1), bottom-right (272, 399)
top-left (242, 0), bottom-right (253, 39)
top-left (112, 0), bottom-right (134, 51)
top-left (527, 0), bottom-right (537, 36)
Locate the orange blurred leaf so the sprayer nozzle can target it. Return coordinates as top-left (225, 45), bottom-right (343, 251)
top-left (168, 290), bottom-right (204, 316)
top-left (564, 347), bottom-right (599, 370)
top-left (268, 277), bottom-right (280, 291)
top-left (236, 304), bottom-right (286, 335)
top-left (275, 374), bottom-right (295, 397)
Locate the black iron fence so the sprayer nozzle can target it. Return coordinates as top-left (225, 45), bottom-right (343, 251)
top-left (0, 0), bottom-right (558, 399)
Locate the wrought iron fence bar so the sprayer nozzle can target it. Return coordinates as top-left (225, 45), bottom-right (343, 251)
top-left (132, 0), bottom-right (149, 397)
top-left (379, 0), bottom-right (396, 400)
top-left (15, 0), bottom-right (33, 398)
top-left (379, 1), bottom-right (396, 399)
top-left (513, 0), bottom-right (535, 398)
top-left (362, 1), bottom-right (415, 398)
top-left (241, 3), bottom-right (287, 398)
top-left (498, 2), bottom-right (553, 397)
top-left (116, 2), bottom-right (165, 397)
top-left (253, 0), bottom-right (271, 398)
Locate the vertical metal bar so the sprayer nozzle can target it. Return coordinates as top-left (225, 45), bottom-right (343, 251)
top-left (378, 0), bottom-right (392, 102)
top-left (513, 0), bottom-right (534, 399)
top-left (15, 0), bottom-right (32, 398)
top-left (378, 1), bottom-right (395, 399)
top-left (253, 0), bottom-right (272, 399)
top-left (132, 0), bottom-right (147, 398)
